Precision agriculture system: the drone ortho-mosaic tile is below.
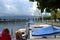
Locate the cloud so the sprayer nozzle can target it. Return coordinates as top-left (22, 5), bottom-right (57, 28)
top-left (31, 2), bottom-right (37, 11)
top-left (0, 0), bottom-right (37, 16)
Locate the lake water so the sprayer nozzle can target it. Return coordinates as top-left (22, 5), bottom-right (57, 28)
top-left (0, 21), bottom-right (41, 37)
top-left (0, 22), bottom-right (29, 37)
top-left (0, 22), bottom-right (28, 29)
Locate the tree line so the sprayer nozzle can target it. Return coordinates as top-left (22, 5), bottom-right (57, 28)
top-left (29, 0), bottom-right (60, 22)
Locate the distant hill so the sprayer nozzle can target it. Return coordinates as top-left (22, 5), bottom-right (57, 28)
top-left (0, 16), bottom-right (34, 19)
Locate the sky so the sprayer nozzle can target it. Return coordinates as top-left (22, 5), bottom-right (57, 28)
top-left (0, 0), bottom-right (38, 16)
top-left (0, 0), bottom-right (50, 16)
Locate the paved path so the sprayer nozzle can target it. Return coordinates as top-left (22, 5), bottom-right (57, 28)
top-left (27, 38), bottom-right (60, 40)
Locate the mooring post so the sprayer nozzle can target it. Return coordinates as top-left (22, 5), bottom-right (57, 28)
top-left (11, 29), bottom-right (13, 38)
top-left (27, 23), bottom-right (30, 39)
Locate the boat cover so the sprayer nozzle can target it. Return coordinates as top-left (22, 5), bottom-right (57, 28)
top-left (32, 26), bottom-right (60, 36)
